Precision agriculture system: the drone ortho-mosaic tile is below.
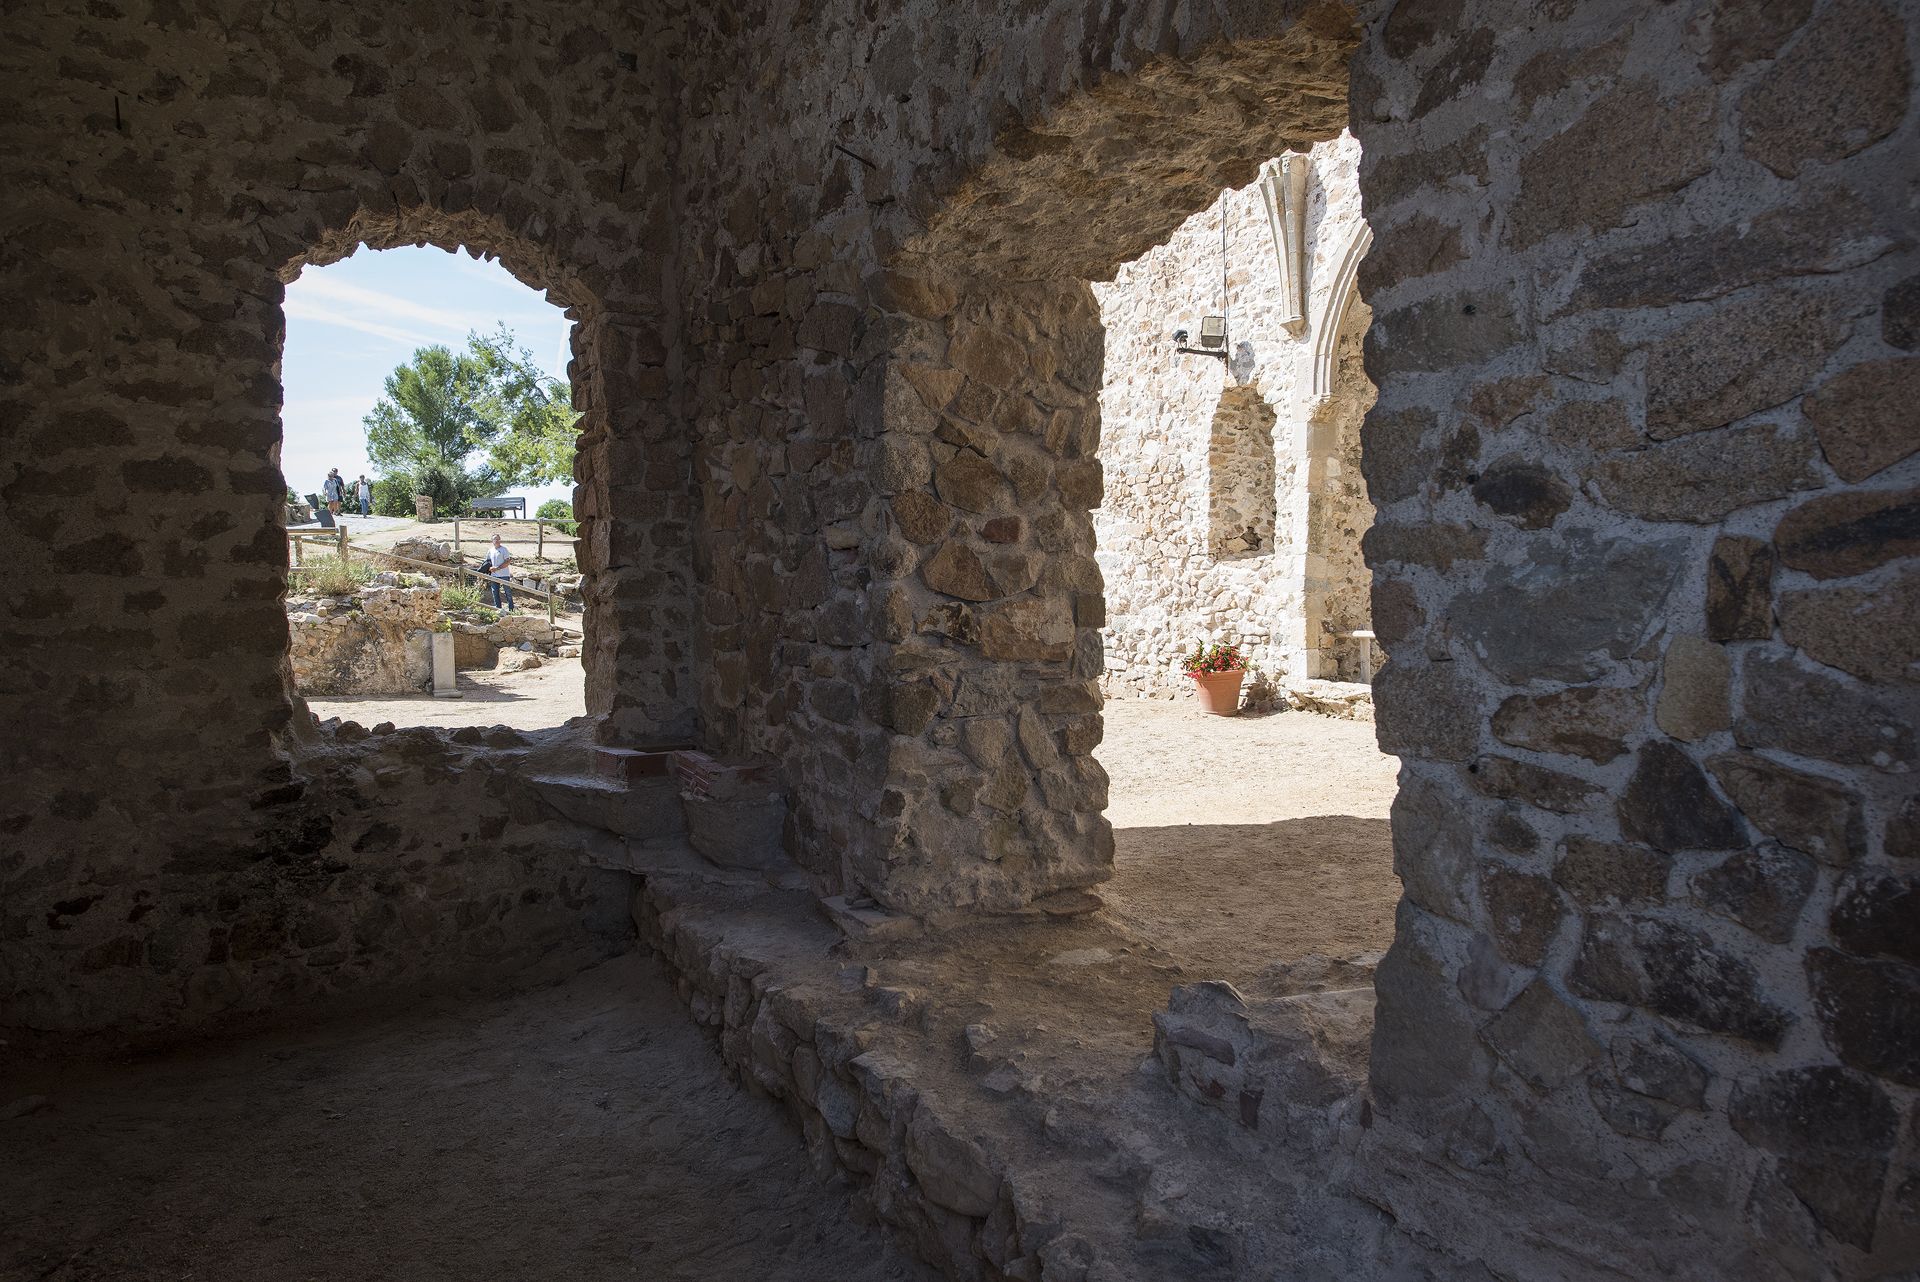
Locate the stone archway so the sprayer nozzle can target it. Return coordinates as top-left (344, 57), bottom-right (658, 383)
top-left (0, 5), bottom-right (693, 1038)
top-left (275, 205), bottom-right (694, 747)
top-left (848, 25), bottom-right (1361, 915)
top-left (1300, 296), bottom-right (1377, 681)
top-left (275, 210), bottom-right (617, 722)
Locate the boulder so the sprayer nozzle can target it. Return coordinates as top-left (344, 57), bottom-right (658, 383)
top-left (1153, 974), bottom-right (1375, 1138)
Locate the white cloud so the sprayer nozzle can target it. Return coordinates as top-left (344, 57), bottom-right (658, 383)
top-left (282, 296), bottom-right (443, 348)
top-left (282, 274), bottom-right (482, 349)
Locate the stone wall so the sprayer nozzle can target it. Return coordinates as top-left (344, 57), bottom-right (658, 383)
top-left (1348, 2), bottom-right (1919, 1272)
top-left (3, 721), bottom-right (634, 1042)
top-left (1308, 302), bottom-right (1378, 681)
top-left (665, 0), bottom-right (1919, 1270)
top-left (1, 0), bottom-right (685, 1038)
top-left (287, 586), bottom-right (439, 696)
top-left (1093, 134), bottom-right (1377, 698)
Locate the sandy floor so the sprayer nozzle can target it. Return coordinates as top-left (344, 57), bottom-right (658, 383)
top-left (0, 954), bottom-right (934, 1282)
top-left (1097, 699), bottom-right (1400, 984)
top-left (308, 653), bottom-right (588, 731)
top-left (0, 699), bottom-right (1399, 1279)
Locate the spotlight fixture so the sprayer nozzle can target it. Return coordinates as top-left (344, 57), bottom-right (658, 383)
top-left (1173, 315), bottom-right (1229, 360)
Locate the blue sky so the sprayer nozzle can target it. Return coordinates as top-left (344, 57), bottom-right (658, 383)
top-left (280, 246), bottom-right (576, 510)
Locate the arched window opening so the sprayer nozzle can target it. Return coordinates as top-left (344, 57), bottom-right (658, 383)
top-left (1207, 384), bottom-right (1279, 558)
top-left (279, 245), bottom-right (589, 731)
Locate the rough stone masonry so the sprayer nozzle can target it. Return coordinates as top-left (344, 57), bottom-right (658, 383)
top-left (2, 0), bottom-right (1916, 1278)
top-left (1094, 131), bottom-right (1379, 696)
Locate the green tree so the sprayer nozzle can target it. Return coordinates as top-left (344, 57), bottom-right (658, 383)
top-left (363, 344), bottom-right (489, 475)
top-left (470, 329), bottom-right (580, 487)
top-left (536, 498), bottom-right (578, 535)
top-left (361, 327), bottom-right (581, 513)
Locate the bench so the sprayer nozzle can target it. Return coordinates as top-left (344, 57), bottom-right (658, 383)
top-left (469, 496), bottom-right (526, 517)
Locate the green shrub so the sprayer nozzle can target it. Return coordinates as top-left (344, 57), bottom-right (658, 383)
top-left (413, 460), bottom-right (474, 517)
top-left (372, 474), bottom-right (415, 517)
top-left (372, 463), bottom-right (492, 519)
top-left (440, 581), bottom-right (483, 612)
top-left (536, 498), bottom-right (579, 536)
top-left (296, 555), bottom-right (374, 597)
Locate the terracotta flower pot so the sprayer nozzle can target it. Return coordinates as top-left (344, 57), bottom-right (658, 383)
top-left (1188, 668), bottom-right (1246, 716)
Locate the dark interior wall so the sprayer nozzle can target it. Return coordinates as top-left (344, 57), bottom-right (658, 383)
top-left (0, 0), bottom-right (687, 1036)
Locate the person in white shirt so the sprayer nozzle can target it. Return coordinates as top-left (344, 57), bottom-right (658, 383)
top-left (480, 534), bottom-right (514, 610)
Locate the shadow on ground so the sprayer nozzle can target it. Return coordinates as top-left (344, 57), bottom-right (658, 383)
top-left (1106, 815), bottom-right (1396, 988)
top-left (0, 954), bottom-right (935, 1282)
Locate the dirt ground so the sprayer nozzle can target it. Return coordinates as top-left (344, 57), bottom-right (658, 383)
top-left (0, 954), bottom-right (935, 1282)
top-left (1096, 698), bottom-right (1400, 985)
top-left (0, 698), bottom-right (1399, 1280)
top-left (308, 652), bottom-right (588, 731)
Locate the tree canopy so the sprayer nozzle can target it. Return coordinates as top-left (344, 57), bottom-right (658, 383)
top-left (363, 326), bottom-right (579, 512)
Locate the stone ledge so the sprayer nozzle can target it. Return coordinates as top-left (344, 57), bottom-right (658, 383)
top-left (1283, 680), bottom-right (1375, 721)
top-left (629, 872), bottom-right (1450, 1281)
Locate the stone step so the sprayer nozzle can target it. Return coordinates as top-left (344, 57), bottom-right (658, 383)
top-left (524, 773), bottom-right (685, 838)
top-left (592, 744), bottom-right (694, 785)
top-left (578, 832), bottom-right (801, 892)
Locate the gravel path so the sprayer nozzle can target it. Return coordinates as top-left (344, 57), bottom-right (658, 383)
top-left (307, 654), bottom-right (588, 731)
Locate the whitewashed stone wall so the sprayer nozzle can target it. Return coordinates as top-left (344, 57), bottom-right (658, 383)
top-left (1094, 132), bottom-right (1375, 698)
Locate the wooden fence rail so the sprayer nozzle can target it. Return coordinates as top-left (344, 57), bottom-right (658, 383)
top-left (449, 515), bottom-right (578, 560)
top-left (285, 529), bottom-right (565, 628)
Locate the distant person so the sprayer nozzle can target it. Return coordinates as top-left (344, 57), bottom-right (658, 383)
top-left (479, 534), bottom-right (514, 610)
top-left (356, 474), bottom-right (372, 517)
top-left (322, 468), bottom-right (345, 517)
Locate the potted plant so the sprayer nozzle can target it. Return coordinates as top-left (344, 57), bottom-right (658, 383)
top-left (1182, 642), bottom-right (1248, 716)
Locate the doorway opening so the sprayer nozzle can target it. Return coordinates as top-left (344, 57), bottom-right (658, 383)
top-left (278, 244), bottom-right (589, 731)
top-left (1087, 134), bottom-right (1394, 988)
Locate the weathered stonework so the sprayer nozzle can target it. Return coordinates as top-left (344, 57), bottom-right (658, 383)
top-left (286, 586), bottom-right (439, 696)
top-left (1093, 134), bottom-right (1379, 697)
top-left (5, 0), bottom-right (1917, 1275)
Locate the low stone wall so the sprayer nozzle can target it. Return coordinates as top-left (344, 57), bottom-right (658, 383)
top-left (628, 871), bottom-right (1448, 1282)
top-left (2, 723), bottom-right (636, 1046)
top-left (448, 615), bottom-right (568, 669)
top-left (288, 586), bottom-right (440, 696)
top-left (633, 880), bottom-right (1074, 1280)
